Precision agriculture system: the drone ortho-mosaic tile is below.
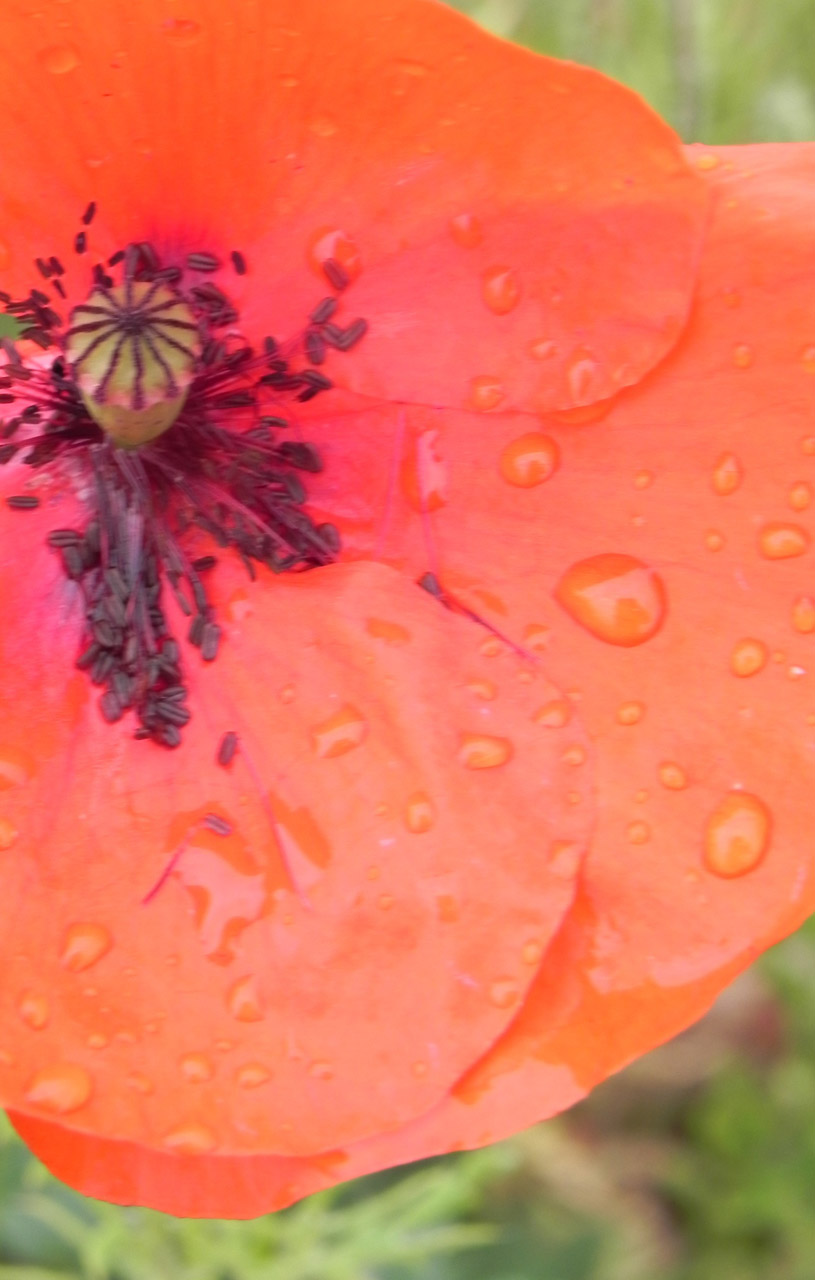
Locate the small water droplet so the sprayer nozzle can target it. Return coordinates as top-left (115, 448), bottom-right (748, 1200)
top-left (87, 1033), bottom-right (108, 1050)
top-left (17, 992), bottom-right (50, 1030)
top-left (468, 375), bottom-right (505, 411)
top-left (616, 701), bottom-right (645, 725)
top-left (279, 683), bottom-right (296, 703)
top-left (311, 705), bottom-right (368, 758)
top-left (704, 792), bottom-right (771, 878)
top-left (309, 1060), bottom-right (334, 1080)
top-left (730, 638), bottom-right (768, 677)
top-left (179, 1052), bottom-right (215, 1082)
top-left (466, 678), bottom-right (497, 700)
top-left (489, 978), bottom-right (520, 1009)
top-left (759, 522), bottom-right (810, 559)
top-left (705, 529), bottom-right (726, 552)
top-left (696, 152), bottom-right (720, 171)
top-left (523, 624), bottom-right (550, 652)
top-left (528, 337), bottom-right (557, 361)
top-left (732, 344), bottom-right (752, 368)
top-left (521, 940), bottom-right (543, 965)
top-left (38, 44), bottom-right (80, 73)
top-left (711, 452), bottom-right (743, 496)
top-left (458, 733), bottom-right (513, 769)
top-left (162, 17), bottom-right (202, 43)
top-left (792, 596), bottom-right (815, 633)
top-left (126, 1071), bottom-right (154, 1094)
top-left (448, 213), bottom-right (483, 248)
top-left (307, 228), bottom-right (362, 282)
top-left (479, 637), bottom-right (504, 657)
top-left (802, 436), bottom-right (815, 456)
top-left (789, 482), bottom-right (812, 511)
top-left (0, 818), bottom-right (18, 850)
top-left (555, 554), bottom-right (667, 647)
top-left (227, 975), bottom-right (264, 1022)
top-left (482, 266), bottom-right (520, 315)
top-left (236, 1062), bottom-right (272, 1089)
top-left (499, 432), bottom-right (559, 487)
top-left (24, 1063), bottom-right (92, 1114)
top-left (659, 761), bottom-right (688, 790)
top-left (562, 744), bottom-right (586, 767)
top-left (566, 349), bottom-right (600, 402)
top-left (801, 345), bottom-right (815, 374)
top-left (627, 820), bottom-right (651, 844)
top-left (633, 469), bottom-right (654, 490)
top-left (533, 698), bottom-right (572, 728)
top-left (377, 893), bottom-right (394, 910)
top-left (404, 791), bottom-right (435, 833)
top-left (366, 618), bottom-right (411, 645)
top-left (163, 1123), bottom-right (218, 1154)
top-left (59, 923), bottom-right (112, 972)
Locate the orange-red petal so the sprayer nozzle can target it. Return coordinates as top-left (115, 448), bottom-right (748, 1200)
top-left (0, 0), bottom-right (706, 413)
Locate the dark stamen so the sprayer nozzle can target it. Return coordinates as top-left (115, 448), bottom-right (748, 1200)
top-left (6, 494), bottom-right (40, 509)
top-left (75, 231), bottom-right (87, 255)
top-left (230, 250), bottom-right (247, 276)
top-left (81, 201), bottom-right (97, 226)
top-left (186, 252), bottom-right (221, 273)
top-left (217, 731), bottom-right (238, 766)
top-left (322, 258), bottom-right (349, 291)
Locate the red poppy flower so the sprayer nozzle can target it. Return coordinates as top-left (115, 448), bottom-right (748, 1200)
top-left (0, 0), bottom-right (810, 1220)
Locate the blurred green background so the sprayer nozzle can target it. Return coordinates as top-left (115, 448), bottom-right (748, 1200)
top-left (5, 1), bottom-right (815, 1277)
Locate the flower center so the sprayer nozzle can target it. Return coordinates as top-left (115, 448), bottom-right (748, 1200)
top-left (65, 281), bottom-right (200, 449)
top-left (0, 209), bottom-right (368, 747)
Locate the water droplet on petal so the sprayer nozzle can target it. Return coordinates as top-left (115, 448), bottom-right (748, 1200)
top-left (659, 761), bottom-right (688, 790)
top-left (308, 228), bottom-right (362, 282)
top-left (162, 17), bottom-right (202, 43)
top-left (309, 114), bottom-right (338, 137)
top-left (24, 1063), bottom-right (92, 1114)
top-left (468, 375), bottom-right (505, 411)
top-left (377, 894), bottom-right (394, 910)
top-left (38, 44), bottom-right (80, 73)
top-left (499, 433), bottom-right (560, 487)
top-left (789, 482), bottom-right (812, 511)
top-left (489, 978), bottom-right (520, 1009)
top-left (311, 705), bottom-right (368, 758)
top-left (466, 678), bottom-right (496, 700)
top-left (566, 349), bottom-right (600, 402)
top-left (627, 820), bottom-right (651, 844)
top-left (705, 529), bottom-right (726, 552)
top-left (801, 346), bottom-right (815, 374)
top-left (732, 344), bottom-right (753, 368)
top-left (404, 791), bottom-right (435, 833)
top-left (126, 1071), bottom-right (154, 1094)
top-left (482, 266), bottom-right (521, 315)
top-left (711, 452), bottom-right (743, 495)
top-left (309, 1060), bottom-right (334, 1080)
top-left (792, 596), bottom-right (815, 633)
top-left (704, 792), bottom-right (771, 878)
top-left (237, 1062), bottom-right (272, 1089)
top-left (521, 940), bottom-right (543, 965)
top-left (730, 638), bottom-right (768, 677)
top-left (227, 975), bottom-right (264, 1022)
top-left (759, 522), bottom-right (810, 559)
top-left (528, 337), bottom-right (557, 361)
top-left (533, 698), bottom-right (572, 728)
top-left (616, 700), bottom-right (645, 725)
top-left (696, 152), bottom-right (720, 171)
top-left (448, 213), bottom-right (483, 248)
top-left (401, 428), bottom-right (447, 510)
top-left (17, 992), bottom-right (50, 1030)
top-left (562, 744), bottom-right (586, 767)
top-left (458, 734), bottom-right (513, 769)
top-left (366, 618), bottom-right (411, 645)
top-left (555, 554), bottom-right (667, 647)
top-left (0, 818), bottom-right (18, 849)
top-left (164, 1123), bottom-right (218, 1154)
top-left (633, 469), bottom-right (653, 490)
top-left (59, 923), bottom-right (112, 972)
top-left (179, 1053), bottom-right (214, 1082)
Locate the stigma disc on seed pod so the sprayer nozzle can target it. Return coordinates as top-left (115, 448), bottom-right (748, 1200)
top-left (65, 281), bottom-right (201, 449)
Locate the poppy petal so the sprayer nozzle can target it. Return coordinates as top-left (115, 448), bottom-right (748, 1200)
top-left (0, 0), bottom-right (706, 413)
top-left (0, 502), bottom-right (593, 1159)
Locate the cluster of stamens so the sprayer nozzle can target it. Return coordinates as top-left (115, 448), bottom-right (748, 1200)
top-left (0, 205), bottom-right (368, 746)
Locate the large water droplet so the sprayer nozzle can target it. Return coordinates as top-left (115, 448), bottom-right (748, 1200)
top-left (17, 991), bottom-right (50, 1029)
top-left (499, 433), bottom-right (560, 487)
top-left (704, 792), bottom-right (771, 878)
top-left (401, 428), bottom-right (447, 510)
top-left (533, 698), bottom-right (572, 728)
top-left (788, 482), bottom-right (812, 511)
top-left (711, 452), bottom-right (743, 496)
top-left (126, 1071), bottom-right (154, 1094)
top-left (449, 213), bottom-right (483, 248)
top-left (566, 349), bottom-right (600, 402)
top-left (180, 1053), bottom-right (214, 1083)
top-left (458, 733), bottom-right (513, 769)
top-left (227, 975), bottom-right (264, 1022)
top-left (758, 522), bottom-right (810, 560)
top-left (59, 923), bottom-right (113, 972)
top-left (730, 638), bottom-right (768, 678)
top-left (482, 266), bottom-right (520, 315)
top-left (404, 791), bottom-right (435, 833)
top-left (555, 554), bottom-right (667, 647)
top-left (792, 596), bottom-right (815, 633)
top-left (311, 705), bottom-right (368, 758)
top-left (24, 1063), bottom-right (92, 1114)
